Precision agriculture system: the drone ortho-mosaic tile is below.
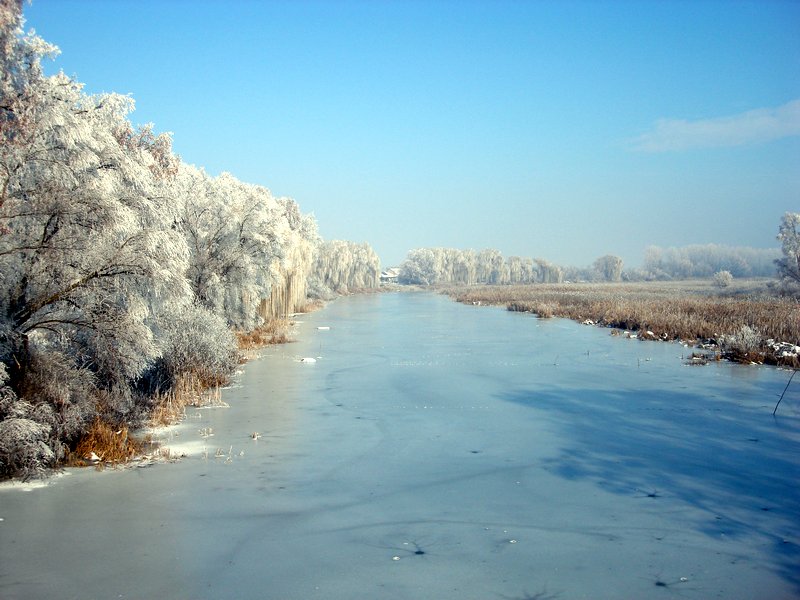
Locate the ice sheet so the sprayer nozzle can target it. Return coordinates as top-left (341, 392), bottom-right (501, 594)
top-left (1, 292), bottom-right (798, 599)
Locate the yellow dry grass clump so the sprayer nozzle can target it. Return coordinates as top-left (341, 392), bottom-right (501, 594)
top-left (149, 372), bottom-right (225, 427)
top-left (236, 318), bottom-right (292, 350)
top-left (72, 417), bottom-right (142, 467)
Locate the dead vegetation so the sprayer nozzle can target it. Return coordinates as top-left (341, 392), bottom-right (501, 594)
top-left (236, 318), bottom-right (296, 351)
top-left (71, 417), bottom-right (142, 467)
top-left (444, 281), bottom-right (800, 367)
top-left (148, 372), bottom-right (227, 427)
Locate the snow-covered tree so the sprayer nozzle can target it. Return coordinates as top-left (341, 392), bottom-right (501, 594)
top-left (713, 270), bottom-right (733, 288)
top-left (399, 247), bottom-right (566, 286)
top-left (534, 258), bottom-right (563, 283)
top-left (593, 255), bottom-right (623, 282)
top-left (261, 196), bottom-right (318, 318)
top-left (310, 240), bottom-right (380, 296)
top-left (775, 212), bottom-right (800, 288)
top-left (0, 4), bottom-right (191, 470)
top-left (174, 166), bottom-right (320, 324)
top-left (476, 248), bottom-right (505, 284)
top-left (0, 79), bottom-right (191, 372)
top-left (0, 1), bottom-right (353, 478)
top-left (398, 248), bottom-right (437, 285)
top-left (175, 166), bottom-right (281, 328)
top-left (642, 244), bottom-right (778, 279)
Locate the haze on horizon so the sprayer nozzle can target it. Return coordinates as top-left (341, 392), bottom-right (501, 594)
top-left (24, 0), bottom-right (800, 269)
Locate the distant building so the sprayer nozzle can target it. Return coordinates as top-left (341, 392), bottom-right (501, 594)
top-left (380, 267), bottom-right (401, 283)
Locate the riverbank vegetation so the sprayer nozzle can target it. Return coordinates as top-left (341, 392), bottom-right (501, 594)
top-left (443, 280), bottom-right (799, 367)
top-left (403, 215), bottom-right (798, 367)
top-left (0, 3), bottom-right (380, 480)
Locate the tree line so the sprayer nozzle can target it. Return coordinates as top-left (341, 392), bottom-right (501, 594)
top-left (0, 3), bottom-right (378, 478)
top-left (398, 240), bottom-right (789, 288)
top-left (398, 248), bottom-right (564, 285)
top-left (639, 244), bottom-right (779, 280)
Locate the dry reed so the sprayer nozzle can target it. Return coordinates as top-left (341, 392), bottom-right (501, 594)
top-left (149, 372), bottom-right (226, 427)
top-left (72, 417), bottom-right (142, 467)
top-left (236, 318), bottom-right (292, 350)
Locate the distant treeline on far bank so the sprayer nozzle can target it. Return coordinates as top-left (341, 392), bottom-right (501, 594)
top-left (394, 244), bottom-right (780, 286)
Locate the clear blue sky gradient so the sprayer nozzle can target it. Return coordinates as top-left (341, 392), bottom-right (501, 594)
top-left (23, 0), bottom-right (800, 268)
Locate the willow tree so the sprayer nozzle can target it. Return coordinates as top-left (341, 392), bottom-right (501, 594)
top-left (535, 258), bottom-right (563, 283)
top-left (311, 240), bottom-right (380, 295)
top-left (593, 255), bottom-right (624, 282)
top-left (261, 196), bottom-right (318, 318)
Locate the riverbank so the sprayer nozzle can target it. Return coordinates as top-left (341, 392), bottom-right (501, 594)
top-left (61, 317), bottom-right (302, 474)
top-left (442, 281), bottom-right (800, 367)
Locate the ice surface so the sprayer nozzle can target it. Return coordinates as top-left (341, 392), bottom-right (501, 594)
top-left (1, 293), bottom-right (798, 599)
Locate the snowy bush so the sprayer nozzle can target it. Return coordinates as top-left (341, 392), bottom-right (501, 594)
top-left (0, 417), bottom-right (55, 480)
top-left (713, 270), bottom-right (733, 288)
top-left (19, 348), bottom-right (98, 450)
top-left (145, 303), bottom-right (238, 392)
top-left (0, 364), bottom-right (15, 412)
top-left (719, 325), bottom-right (763, 360)
top-left (0, 364), bottom-right (55, 479)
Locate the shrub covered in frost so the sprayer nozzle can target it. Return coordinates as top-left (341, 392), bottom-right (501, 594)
top-left (719, 325), bottom-right (764, 362)
top-left (143, 303), bottom-right (238, 393)
top-left (713, 270), bottom-right (733, 288)
top-left (0, 418), bottom-right (55, 480)
top-left (14, 348), bottom-right (99, 458)
top-left (0, 364), bottom-right (56, 479)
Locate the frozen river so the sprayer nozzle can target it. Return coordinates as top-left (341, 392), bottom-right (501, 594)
top-left (1, 292), bottom-right (799, 599)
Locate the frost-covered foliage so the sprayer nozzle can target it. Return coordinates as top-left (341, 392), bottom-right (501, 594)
top-left (0, 3), bottom-right (335, 478)
top-left (0, 362), bottom-right (53, 478)
top-left (719, 325), bottom-right (763, 361)
top-left (174, 166), bottom-right (320, 324)
top-left (0, 3), bottom-right (194, 472)
top-left (593, 255), bottom-right (623, 282)
top-left (642, 244), bottom-right (779, 280)
top-left (309, 240), bottom-right (380, 297)
top-left (0, 363), bottom-right (52, 479)
top-left (398, 247), bottom-right (562, 285)
top-left (261, 197), bottom-right (318, 318)
top-left (0, 417), bottom-right (54, 479)
top-left (713, 270), bottom-right (733, 288)
top-left (775, 212), bottom-right (800, 291)
top-left (143, 303), bottom-right (238, 392)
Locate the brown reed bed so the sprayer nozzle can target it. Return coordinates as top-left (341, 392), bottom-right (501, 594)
top-left (148, 371), bottom-right (227, 427)
top-left (236, 318), bottom-right (294, 349)
top-left (70, 417), bottom-right (143, 468)
top-left (443, 281), bottom-right (799, 367)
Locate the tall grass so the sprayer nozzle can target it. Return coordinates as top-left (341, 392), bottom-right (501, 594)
top-left (444, 281), bottom-right (799, 366)
top-left (236, 318), bottom-right (294, 350)
top-left (72, 418), bottom-right (142, 467)
top-left (147, 372), bottom-right (225, 427)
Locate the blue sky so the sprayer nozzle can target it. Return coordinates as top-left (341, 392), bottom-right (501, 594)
top-left (23, 0), bottom-right (800, 268)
